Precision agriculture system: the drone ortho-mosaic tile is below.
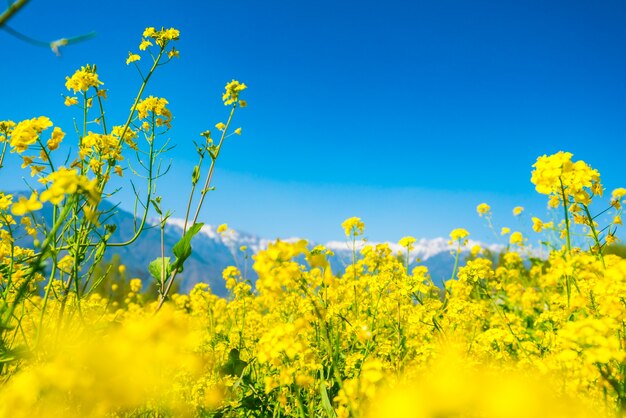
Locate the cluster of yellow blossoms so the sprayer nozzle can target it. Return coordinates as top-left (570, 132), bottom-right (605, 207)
top-left (531, 151), bottom-right (602, 206)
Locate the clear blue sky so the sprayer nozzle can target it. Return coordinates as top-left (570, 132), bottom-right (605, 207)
top-left (1, 0), bottom-right (625, 244)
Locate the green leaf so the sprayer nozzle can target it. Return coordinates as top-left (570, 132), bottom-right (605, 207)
top-left (172, 222), bottom-right (204, 272)
top-left (148, 257), bottom-right (171, 281)
top-left (320, 371), bottom-right (336, 417)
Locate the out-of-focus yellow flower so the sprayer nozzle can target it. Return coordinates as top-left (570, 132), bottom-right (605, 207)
top-left (130, 278), bottom-right (142, 293)
top-left (342, 217), bottom-right (365, 237)
top-left (398, 236), bottom-right (416, 251)
top-left (11, 193), bottom-right (42, 216)
top-left (477, 203), bottom-right (491, 216)
top-left (39, 167), bottom-right (100, 206)
top-left (215, 122), bottom-right (226, 131)
top-left (512, 206), bottom-right (524, 216)
top-left (509, 231), bottom-right (524, 245)
top-left (64, 96), bottom-right (78, 106)
top-left (234, 127), bottom-right (242, 135)
top-left (217, 224), bottom-right (228, 234)
top-left (0, 193), bottom-right (13, 211)
top-left (501, 227), bottom-right (511, 235)
top-left (449, 228), bottom-right (469, 243)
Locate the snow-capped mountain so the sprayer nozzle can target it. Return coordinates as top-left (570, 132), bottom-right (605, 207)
top-left (13, 195), bottom-right (504, 297)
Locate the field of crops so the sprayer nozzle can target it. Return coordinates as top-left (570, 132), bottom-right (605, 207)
top-left (1, 26), bottom-right (626, 417)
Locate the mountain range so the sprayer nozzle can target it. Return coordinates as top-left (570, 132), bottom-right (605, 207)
top-left (14, 195), bottom-right (503, 297)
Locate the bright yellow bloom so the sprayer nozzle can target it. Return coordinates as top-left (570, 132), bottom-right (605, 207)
top-left (476, 203), bottom-right (491, 216)
top-left (0, 120), bottom-right (16, 142)
top-left (130, 278), bottom-right (142, 293)
top-left (136, 96), bottom-right (172, 128)
top-left (126, 52), bottom-right (141, 65)
top-left (611, 188), bottom-right (626, 209)
top-left (47, 127), bottom-right (65, 151)
top-left (11, 193), bottom-right (42, 216)
top-left (139, 38), bottom-right (152, 50)
top-left (398, 236), bottom-right (416, 251)
top-left (531, 217), bottom-right (545, 233)
top-left (142, 27), bottom-right (180, 48)
top-left (64, 96), bottom-right (78, 106)
top-left (449, 228), bottom-right (470, 244)
top-left (501, 227), bottom-right (511, 235)
top-left (531, 151), bottom-right (601, 206)
top-left (342, 217), bottom-right (365, 237)
top-left (234, 127), bottom-right (242, 135)
top-left (217, 224), bottom-right (228, 234)
top-left (512, 206), bottom-right (524, 216)
top-left (143, 27), bottom-right (156, 38)
top-left (65, 65), bottom-right (103, 93)
top-left (9, 116), bottom-right (52, 154)
top-left (215, 122), bottom-right (226, 131)
top-left (222, 80), bottom-right (247, 106)
top-left (509, 231), bottom-right (524, 245)
top-left (612, 188), bottom-right (626, 201)
top-left (39, 167), bottom-right (100, 206)
top-left (0, 193), bottom-right (13, 210)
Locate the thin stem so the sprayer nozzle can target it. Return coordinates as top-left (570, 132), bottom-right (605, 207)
top-left (0, 0), bottom-right (29, 27)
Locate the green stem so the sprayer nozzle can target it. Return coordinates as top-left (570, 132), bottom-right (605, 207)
top-left (0, 0), bottom-right (30, 27)
top-left (582, 203), bottom-right (606, 269)
top-left (559, 179), bottom-right (572, 254)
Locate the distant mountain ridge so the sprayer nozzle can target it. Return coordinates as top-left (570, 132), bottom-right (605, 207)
top-left (10, 193), bottom-right (503, 296)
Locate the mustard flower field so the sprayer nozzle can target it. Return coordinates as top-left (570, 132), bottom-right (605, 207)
top-left (2, 27), bottom-right (626, 417)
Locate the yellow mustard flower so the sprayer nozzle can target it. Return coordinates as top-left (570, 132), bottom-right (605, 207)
top-left (476, 203), bottom-right (491, 216)
top-left (341, 217), bottom-right (365, 237)
top-left (222, 80), bottom-right (247, 106)
top-left (512, 206), bottom-right (524, 216)
top-left (531, 151), bottom-right (601, 206)
top-left (64, 96), bottom-right (78, 106)
top-left (65, 65), bottom-right (103, 94)
top-left (398, 236), bottom-right (416, 251)
top-left (136, 96), bottom-right (172, 128)
top-left (126, 52), bottom-right (141, 65)
top-left (47, 127), bottom-right (65, 151)
top-left (11, 193), bottom-right (43, 216)
top-left (449, 228), bottom-right (470, 244)
top-left (9, 116), bottom-right (52, 154)
top-left (130, 278), bottom-right (142, 293)
top-left (509, 231), bottom-right (524, 245)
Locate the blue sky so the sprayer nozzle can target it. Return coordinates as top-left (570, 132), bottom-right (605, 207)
top-left (1, 0), bottom-right (625, 244)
